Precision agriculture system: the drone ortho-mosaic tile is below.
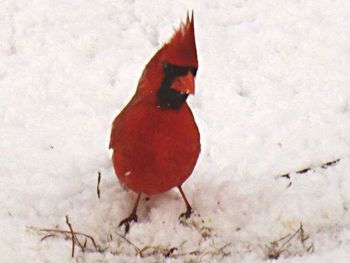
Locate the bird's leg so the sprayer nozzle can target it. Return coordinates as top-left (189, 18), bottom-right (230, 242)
top-left (119, 193), bottom-right (141, 234)
top-left (178, 186), bottom-right (193, 220)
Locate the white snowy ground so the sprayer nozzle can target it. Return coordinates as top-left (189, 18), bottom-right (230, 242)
top-left (1, 0), bottom-right (350, 262)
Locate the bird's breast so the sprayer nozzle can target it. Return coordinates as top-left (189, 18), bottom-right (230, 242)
top-left (111, 101), bottom-right (200, 195)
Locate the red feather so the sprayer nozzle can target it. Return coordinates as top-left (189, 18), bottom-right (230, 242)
top-left (160, 12), bottom-right (198, 68)
top-left (109, 13), bottom-right (200, 230)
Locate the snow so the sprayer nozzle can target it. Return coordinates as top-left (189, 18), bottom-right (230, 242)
top-left (1, 0), bottom-right (350, 262)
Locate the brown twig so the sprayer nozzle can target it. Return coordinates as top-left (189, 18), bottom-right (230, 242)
top-left (199, 241), bottom-right (232, 262)
top-left (272, 233), bottom-right (292, 244)
top-left (277, 226), bottom-right (302, 253)
top-left (40, 234), bottom-right (56, 242)
top-left (299, 222), bottom-right (314, 252)
top-left (217, 242), bottom-right (232, 255)
top-left (65, 215), bottom-right (75, 257)
top-left (27, 226), bottom-right (102, 252)
top-left (265, 222), bottom-right (314, 259)
top-left (29, 222), bottom-right (232, 260)
top-left (97, 171), bottom-right (101, 198)
top-left (112, 232), bottom-right (225, 260)
top-left (74, 235), bottom-right (85, 253)
top-left (114, 232), bottom-right (141, 255)
top-left (83, 239), bottom-right (87, 248)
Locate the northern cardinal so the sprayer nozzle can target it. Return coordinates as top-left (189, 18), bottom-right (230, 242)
top-left (109, 13), bottom-right (200, 232)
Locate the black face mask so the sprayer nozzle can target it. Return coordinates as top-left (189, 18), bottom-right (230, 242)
top-left (156, 63), bottom-right (197, 110)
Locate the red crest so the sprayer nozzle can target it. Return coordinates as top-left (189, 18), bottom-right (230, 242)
top-left (161, 12), bottom-right (198, 68)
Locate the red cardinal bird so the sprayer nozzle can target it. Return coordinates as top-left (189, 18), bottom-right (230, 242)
top-left (109, 13), bottom-right (200, 232)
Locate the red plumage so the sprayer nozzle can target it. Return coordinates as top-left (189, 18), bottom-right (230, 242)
top-left (109, 13), bottom-right (200, 231)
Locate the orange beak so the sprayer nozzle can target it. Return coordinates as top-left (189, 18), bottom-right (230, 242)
top-left (171, 72), bottom-right (195, 95)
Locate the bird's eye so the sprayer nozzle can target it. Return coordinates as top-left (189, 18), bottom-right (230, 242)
top-left (163, 63), bottom-right (169, 69)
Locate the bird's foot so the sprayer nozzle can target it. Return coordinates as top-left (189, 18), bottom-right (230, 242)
top-left (179, 207), bottom-right (193, 224)
top-left (118, 213), bottom-right (138, 235)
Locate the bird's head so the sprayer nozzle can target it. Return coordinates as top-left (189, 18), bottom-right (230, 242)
top-left (137, 12), bottom-right (198, 110)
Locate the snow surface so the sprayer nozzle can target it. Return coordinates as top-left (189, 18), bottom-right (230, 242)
top-left (1, 0), bottom-right (350, 262)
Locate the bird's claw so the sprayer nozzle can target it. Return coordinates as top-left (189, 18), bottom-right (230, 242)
top-left (118, 213), bottom-right (138, 234)
top-left (179, 208), bottom-right (193, 224)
